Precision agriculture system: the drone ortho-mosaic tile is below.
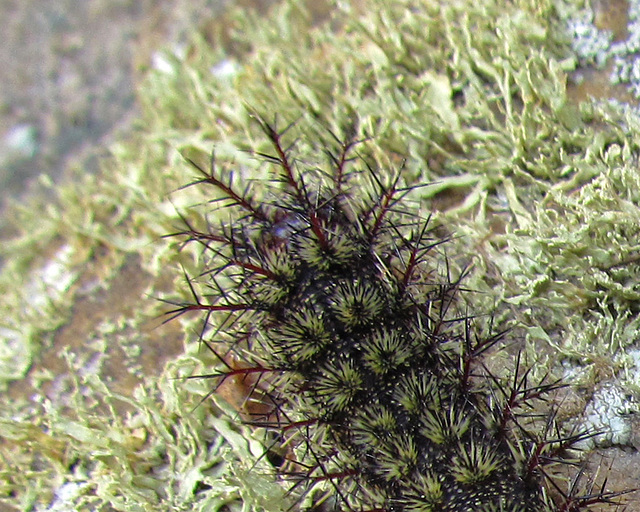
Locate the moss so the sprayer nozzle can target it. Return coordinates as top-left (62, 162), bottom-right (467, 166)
top-left (1, 0), bottom-right (640, 509)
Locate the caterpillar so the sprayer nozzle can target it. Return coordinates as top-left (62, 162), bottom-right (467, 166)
top-left (170, 116), bottom-right (630, 512)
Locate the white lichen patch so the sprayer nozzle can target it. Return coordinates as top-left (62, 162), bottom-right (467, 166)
top-left (578, 383), bottom-right (639, 449)
top-left (567, 0), bottom-right (640, 98)
top-left (621, 347), bottom-right (640, 384)
top-left (210, 58), bottom-right (240, 80)
top-left (0, 326), bottom-right (30, 383)
top-left (0, 123), bottom-right (38, 166)
top-left (25, 243), bottom-right (77, 311)
top-left (40, 481), bottom-right (91, 512)
top-left (0, 244), bottom-right (77, 386)
top-left (567, 11), bottom-right (613, 67)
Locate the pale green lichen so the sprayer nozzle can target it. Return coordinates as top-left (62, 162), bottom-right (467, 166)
top-left (2, 0), bottom-right (640, 509)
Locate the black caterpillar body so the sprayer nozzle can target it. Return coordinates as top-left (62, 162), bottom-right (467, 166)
top-left (172, 118), bottom-right (627, 512)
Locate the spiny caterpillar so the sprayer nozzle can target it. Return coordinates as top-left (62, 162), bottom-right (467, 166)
top-left (170, 117), bottom-right (629, 512)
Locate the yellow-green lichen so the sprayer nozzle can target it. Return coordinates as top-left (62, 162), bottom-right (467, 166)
top-left (1, 0), bottom-right (640, 510)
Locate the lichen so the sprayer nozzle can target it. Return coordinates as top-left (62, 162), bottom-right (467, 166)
top-left (1, 0), bottom-right (640, 510)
